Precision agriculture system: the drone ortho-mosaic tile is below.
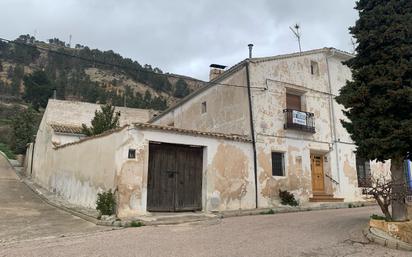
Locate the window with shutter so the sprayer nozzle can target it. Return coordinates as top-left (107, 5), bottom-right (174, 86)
top-left (286, 93), bottom-right (301, 111)
top-left (272, 152), bottom-right (285, 176)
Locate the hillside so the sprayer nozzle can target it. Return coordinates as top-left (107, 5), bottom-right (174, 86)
top-left (0, 34), bottom-right (205, 109)
top-left (0, 34), bottom-right (206, 156)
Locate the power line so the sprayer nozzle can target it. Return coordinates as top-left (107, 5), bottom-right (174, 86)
top-left (0, 37), bottom-right (263, 90)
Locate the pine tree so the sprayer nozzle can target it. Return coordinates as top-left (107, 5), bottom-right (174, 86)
top-left (11, 107), bottom-right (38, 154)
top-left (81, 104), bottom-right (120, 136)
top-left (23, 71), bottom-right (54, 110)
top-left (336, 0), bottom-right (412, 221)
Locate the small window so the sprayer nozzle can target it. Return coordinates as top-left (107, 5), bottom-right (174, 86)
top-left (356, 157), bottom-right (371, 187)
top-left (128, 149), bottom-right (136, 159)
top-left (310, 61), bottom-right (319, 75)
top-left (271, 152), bottom-right (285, 176)
top-left (201, 101), bottom-right (207, 114)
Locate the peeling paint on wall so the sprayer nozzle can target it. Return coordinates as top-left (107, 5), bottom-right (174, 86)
top-left (211, 144), bottom-right (250, 209)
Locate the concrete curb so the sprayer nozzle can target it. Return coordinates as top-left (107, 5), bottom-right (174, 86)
top-left (218, 201), bottom-right (376, 219)
top-left (363, 226), bottom-right (412, 251)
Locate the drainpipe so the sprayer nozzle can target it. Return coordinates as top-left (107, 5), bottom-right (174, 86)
top-left (30, 138), bottom-right (35, 176)
top-left (325, 49), bottom-right (341, 189)
top-left (246, 61), bottom-right (259, 209)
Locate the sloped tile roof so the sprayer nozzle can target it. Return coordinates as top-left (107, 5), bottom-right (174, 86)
top-left (134, 123), bottom-right (251, 142)
top-left (49, 123), bottom-right (84, 134)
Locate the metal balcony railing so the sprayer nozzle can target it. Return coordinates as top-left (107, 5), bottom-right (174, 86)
top-left (283, 109), bottom-right (316, 133)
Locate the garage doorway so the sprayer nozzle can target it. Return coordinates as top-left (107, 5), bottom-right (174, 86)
top-left (147, 142), bottom-right (203, 212)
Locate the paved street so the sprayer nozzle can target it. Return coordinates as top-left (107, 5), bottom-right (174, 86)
top-left (0, 154), bottom-right (108, 244)
top-left (1, 206), bottom-right (409, 256)
top-left (0, 154), bottom-right (409, 257)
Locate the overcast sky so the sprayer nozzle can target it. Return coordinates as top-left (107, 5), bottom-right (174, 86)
top-left (1, 0), bottom-right (358, 80)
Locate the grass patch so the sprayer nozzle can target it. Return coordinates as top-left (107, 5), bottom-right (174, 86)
top-left (0, 143), bottom-right (15, 159)
top-left (370, 214), bottom-right (387, 220)
top-left (260, 209), bottom-right (275, 215)
top-left (130, 220), bottom-right (144, 227)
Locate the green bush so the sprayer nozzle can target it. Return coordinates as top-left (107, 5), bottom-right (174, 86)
top-left (130, 221), bottom-right (144, 227)
top-left (279, 190), bottom-right (298, 206)
top-left (96, 189), bottom-right (116, 216)
top-left (0, 143), bottom-right (15, 159)
top-left (260, 209), bottom-right (275, 215)
top-left (370, 214), bottom-right (387, 221)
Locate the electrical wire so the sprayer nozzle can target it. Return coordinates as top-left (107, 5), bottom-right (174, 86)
top-left (0, 37), bottom-right (263, 90)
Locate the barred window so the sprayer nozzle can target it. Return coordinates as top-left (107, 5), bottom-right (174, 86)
top-left (356, 157), bottom-right (371, 187)
top-left (272, 152), bottom-right (285, 176)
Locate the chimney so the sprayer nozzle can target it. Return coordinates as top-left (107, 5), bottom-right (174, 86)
top-left (209, 64), bottom-right (227, 81)
top-left (248, 43), bottom-right (254, 58)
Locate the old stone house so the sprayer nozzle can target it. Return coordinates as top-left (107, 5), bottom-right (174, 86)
top-left (151, 47), bottom-right (390, 208)
top-left (27, 48), bottom-right (390, 219)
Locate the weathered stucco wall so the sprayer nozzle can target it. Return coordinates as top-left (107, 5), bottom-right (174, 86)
top-left (115, 128), bottom-right (255, 218)
top-left (153, 67), bottom-right (251, 136)
top-left (35, 128), bottom-right (126, 208)
top-left (45, 99), bottom-right (154, 126)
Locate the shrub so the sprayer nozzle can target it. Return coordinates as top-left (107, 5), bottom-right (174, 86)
top-left (279, 190), bottom-right (298, 206)
top-left (130, 221), bottom-right (144, 227)
top-left (96, 189), bottom-right (116, 216)
top-left (0, 143), bottom-right (15, 159)
top-left (370, 214), bottom-right (387, 221)
top-left (260, 209), bottom-right (275, 215)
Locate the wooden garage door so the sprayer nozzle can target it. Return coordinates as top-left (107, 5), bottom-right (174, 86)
top-left (147, 143), bottom-right (203, 212)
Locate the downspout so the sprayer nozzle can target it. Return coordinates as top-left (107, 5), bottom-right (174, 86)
top-left (325, 50), bottom-right (341, 189)
top-left (246, 61), bottom-right (259, 209)
top-left (30, 138), bottom-right (35, 176)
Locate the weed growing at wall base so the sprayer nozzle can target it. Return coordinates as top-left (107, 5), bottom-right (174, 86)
top-left (96, 189), bottom-right (116, 216)
top-left (279, 190), bottom-right (299, 206)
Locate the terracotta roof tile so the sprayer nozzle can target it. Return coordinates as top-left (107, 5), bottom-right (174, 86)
top-left (133, 123), bottom-right (251, 142)
top-left (49, 123), bottom-right (84, 134)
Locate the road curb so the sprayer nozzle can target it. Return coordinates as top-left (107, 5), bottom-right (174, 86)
top-left (363, 226), bottom-right (412, 251)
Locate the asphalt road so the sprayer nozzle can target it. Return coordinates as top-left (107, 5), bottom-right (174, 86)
top-left (0, 154), bottom-right (409, 257)
top-left (0, 153), bottom-right (108, 244)
top-left (1, 206), bottom-right (409, 257)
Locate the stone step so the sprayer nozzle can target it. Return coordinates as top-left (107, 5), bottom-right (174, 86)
top-left (309, 196), bottom-right (344, 202)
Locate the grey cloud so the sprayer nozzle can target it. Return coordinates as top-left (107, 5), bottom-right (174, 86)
top-left (0, 0), bottom-right (357, 80)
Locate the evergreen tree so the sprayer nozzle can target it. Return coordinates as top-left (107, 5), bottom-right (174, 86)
top-left (11, 107), bottom-right (38, 154)
top-left (336, 0), bottom-right (412, 221)
top-left (174, 78), bottom-right (190, 98)
top-left (23, 70), bottom-right (54, 110)
top-left (81, 104), bottom-right (120, 136)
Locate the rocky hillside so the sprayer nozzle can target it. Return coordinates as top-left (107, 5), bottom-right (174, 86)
top-left (0, 34), bottom-right (205, 110)
top-left (0, 34), bottom-right (206, 156)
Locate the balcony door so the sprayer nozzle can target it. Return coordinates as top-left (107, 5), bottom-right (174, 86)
top-left (286, 93), bottom-right (301, 111)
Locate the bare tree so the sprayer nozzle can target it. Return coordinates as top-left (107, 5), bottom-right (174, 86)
top-left (362, 171), bottom-right (409, 221)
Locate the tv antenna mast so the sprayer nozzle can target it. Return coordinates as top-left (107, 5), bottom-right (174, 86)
top-left (289, 23), bottom-right (302, 55)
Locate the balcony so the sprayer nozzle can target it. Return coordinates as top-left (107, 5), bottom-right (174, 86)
top-left (283, 109), bottom-right (315, 133)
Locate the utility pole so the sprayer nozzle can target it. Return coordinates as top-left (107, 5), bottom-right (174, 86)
top-left (289, 24), bottom-right (302, 55)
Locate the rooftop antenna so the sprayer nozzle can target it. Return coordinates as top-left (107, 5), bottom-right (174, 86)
top-left (289, 23), bottom-right (302, 55)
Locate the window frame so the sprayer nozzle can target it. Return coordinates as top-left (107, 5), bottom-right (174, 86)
top-left (201, 101), bottom-right (207, 114)
top-left (356, 157), bottom-right (371, 187)
top-left (310, 61), bottom-right (319, 76)
top-left (271, 152), bottom-right (285, 177)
